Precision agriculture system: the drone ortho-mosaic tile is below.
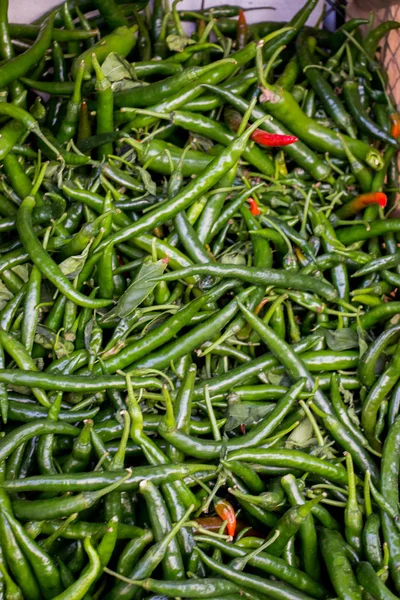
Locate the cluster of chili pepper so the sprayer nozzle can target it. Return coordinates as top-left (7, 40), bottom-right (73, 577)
top-left (0, 0), bottom-right (399, 597)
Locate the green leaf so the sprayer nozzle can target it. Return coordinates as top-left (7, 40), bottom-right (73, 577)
top-left (309, 442), bottom-right (338, 460)
top-left (84, 318), bottom-right (94, 352)
top-left (34, 325), bottom-right (74, 358)
top-left (111, 80), bottom-right (145, 93)
top-left (58, 244), bottom-right (91, 279)
top-left (0, 280), bottom-right (13, 311)
top-left (286, 418), bottom-right (314, 449)
top-left (7, 385), bottom-right (32, 396)
top-left (322, 327), bottom-right (359, 351)
top-left (102, 52), bottom-right (136, 82)
top-left (54, 338), bottom-right (74, 359)
top-left (348, 405), bottom-right (360, 427)
top-left (12, 264), bottom-right (29, 282)
top-left (166, 34), bottom-right (196, 52)
top-left (224, 402), bottom-right (275, 433)
top-left (267, 371), bottom-right (285, 386)
top-left (89, 322), bottom-right (102, 355)
top-left (357, 326), bottom-right (369, 358)
top-left (133, 166), bottom-right (157, 196)
top-left (102, 257), bottom-right (168, 322)
top-left (34, 325), bottom-right (56, 349)
top-left (141, 309), bottom-right (176, 335)
top-left (188, 132), bottom-right (214, 153)
top-left (220, 253), bottom-right (247, 266)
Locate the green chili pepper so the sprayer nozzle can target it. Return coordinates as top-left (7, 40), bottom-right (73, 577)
top-left (72, 25), bottom-right (138, 80)
top-left (159, 379), bottom-right (305, 459)
top-left (258, 83), bottom-right (383, 170)
top-left (319, 529), bottom-right (362, 600)
top-left (55, 537), bottom-right (101, 599)
top-left (116, 530), bottom-right (153, 577)
top-left (202, 84), bottom-right (333, 181)
top-left (362, 341), bottom-right (400, 451)
top-left (140, 479), bottom-right (185, 580)
top-left (380, 415), bottom-right (400, 592)
top-left (0, 14), bottom-right (54, 89)
top-left (281, 474), bottom-right (321, 581)
top-left (12, 469), bottom-right (132, 520)
top-left (297, 30), bottom-right (357, 138)
top-left (196, 544), bottom-right (319, 599)
top-left (16, 196), bottom-right (112, 309)
top-left (107, 503), bottom-right (194, 600)
top-left (195, 534), bottom-right (327, 598)
top-left (2, 509), bottom-right (63, 599)
top-left (363, 513), bottom-right (383, 571)
top-left (357, 561), bottom-right (397, 600)
top-left (344, 452), bottom-right (363, 554)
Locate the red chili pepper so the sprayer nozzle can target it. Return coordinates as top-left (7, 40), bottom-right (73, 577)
top-left (248, 198), bottom-right (260, 216)
top-left (390, 113), bottom-right (400, 139)
top-left (214, 498), bottom-right (236, 537)
top-left (236, 9), bottom-right (247, 50)
top-left (250, 129), bottom-right (298, 147)
top-left (224, 106), bottom-right (297, 147)
top-left (335, 192), bottom-right (387, 219)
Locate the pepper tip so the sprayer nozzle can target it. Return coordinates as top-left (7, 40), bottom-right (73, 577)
top-left (377, 192), bottom-right (387, 208)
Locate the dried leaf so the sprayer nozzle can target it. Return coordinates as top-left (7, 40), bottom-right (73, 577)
top-left (259, 86), bottom-right (280, 104)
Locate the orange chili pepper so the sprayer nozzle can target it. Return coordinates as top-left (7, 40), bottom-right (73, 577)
top-left (390, 113), bottom-right (400, 139)
top-left (195, 516), bottom-right (259, 537)
top-left (248, 198), bottom-right (260, 216)
top-left (335, 192), bottom-right (387, 219)
top-left (214, 498), bottom-right (237, 537)
top-left (255, 297), bottom-right (272, 315)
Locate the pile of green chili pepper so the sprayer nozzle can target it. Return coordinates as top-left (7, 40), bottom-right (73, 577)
top-left (0, 0), bottom-right (400, 597)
